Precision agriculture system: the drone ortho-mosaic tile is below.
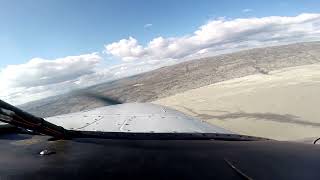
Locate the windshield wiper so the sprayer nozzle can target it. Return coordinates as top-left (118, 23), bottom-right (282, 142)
top-left (0, 100), bottom-right (68, 139)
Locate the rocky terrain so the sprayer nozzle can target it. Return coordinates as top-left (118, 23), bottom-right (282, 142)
top-left (20, 41), bottom-right (320, 117)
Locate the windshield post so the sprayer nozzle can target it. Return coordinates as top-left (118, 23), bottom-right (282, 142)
top-left (0, 100), bottom-right (68, 139)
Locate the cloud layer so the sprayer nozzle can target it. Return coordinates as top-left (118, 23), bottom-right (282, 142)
top-left (1, 13), bottom-right (320, 105)
top-left (105, 13), bottom-right (320, 62)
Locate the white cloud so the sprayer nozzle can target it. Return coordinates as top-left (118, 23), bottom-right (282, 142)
top-left (242, 8), bottom-right (253, 13)
top-left (105, 37), bottom-right (146, 61)
top-left (1, 53), bottom-right (101, 88)
top-left (0, 53), bottom-right (102, 104)
top-left (144, 23), bottom-right (153, 28)
top-left (105, 13), bottom-right (320, 62)
top-left (0, 52), bottom-right (176, 105)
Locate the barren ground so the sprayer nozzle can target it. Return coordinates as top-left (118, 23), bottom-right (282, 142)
top-left (154, 63), bottom-right (320, 141)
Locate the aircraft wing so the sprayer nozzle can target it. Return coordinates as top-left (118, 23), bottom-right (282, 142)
top-left (45, 103), bottom-right (231, 134)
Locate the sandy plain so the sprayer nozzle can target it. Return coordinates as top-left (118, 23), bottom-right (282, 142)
top-left (154, 63), bottom-right (320, 141)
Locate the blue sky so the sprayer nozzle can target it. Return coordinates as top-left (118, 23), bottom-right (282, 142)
top-left (1, 0), bottom-right (320, 68)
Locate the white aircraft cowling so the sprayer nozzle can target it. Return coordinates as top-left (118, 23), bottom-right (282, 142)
top-left (45, 103), bottom-right (231, 134)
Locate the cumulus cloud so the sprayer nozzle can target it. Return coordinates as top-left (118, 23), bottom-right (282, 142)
top-left (105, 37), bottom-right (146, 61)
top-left (1, 53), bottom-right (101, 88)
top-left (0, 52), bottom-right (174, 105)
top-left (105, 13), bottom-right (320, 62)
top-left (0, 53), bottom-right (102, 104)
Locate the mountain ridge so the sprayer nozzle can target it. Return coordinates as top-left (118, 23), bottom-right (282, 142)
top-left (19, 41), bottom-right (320, 117)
